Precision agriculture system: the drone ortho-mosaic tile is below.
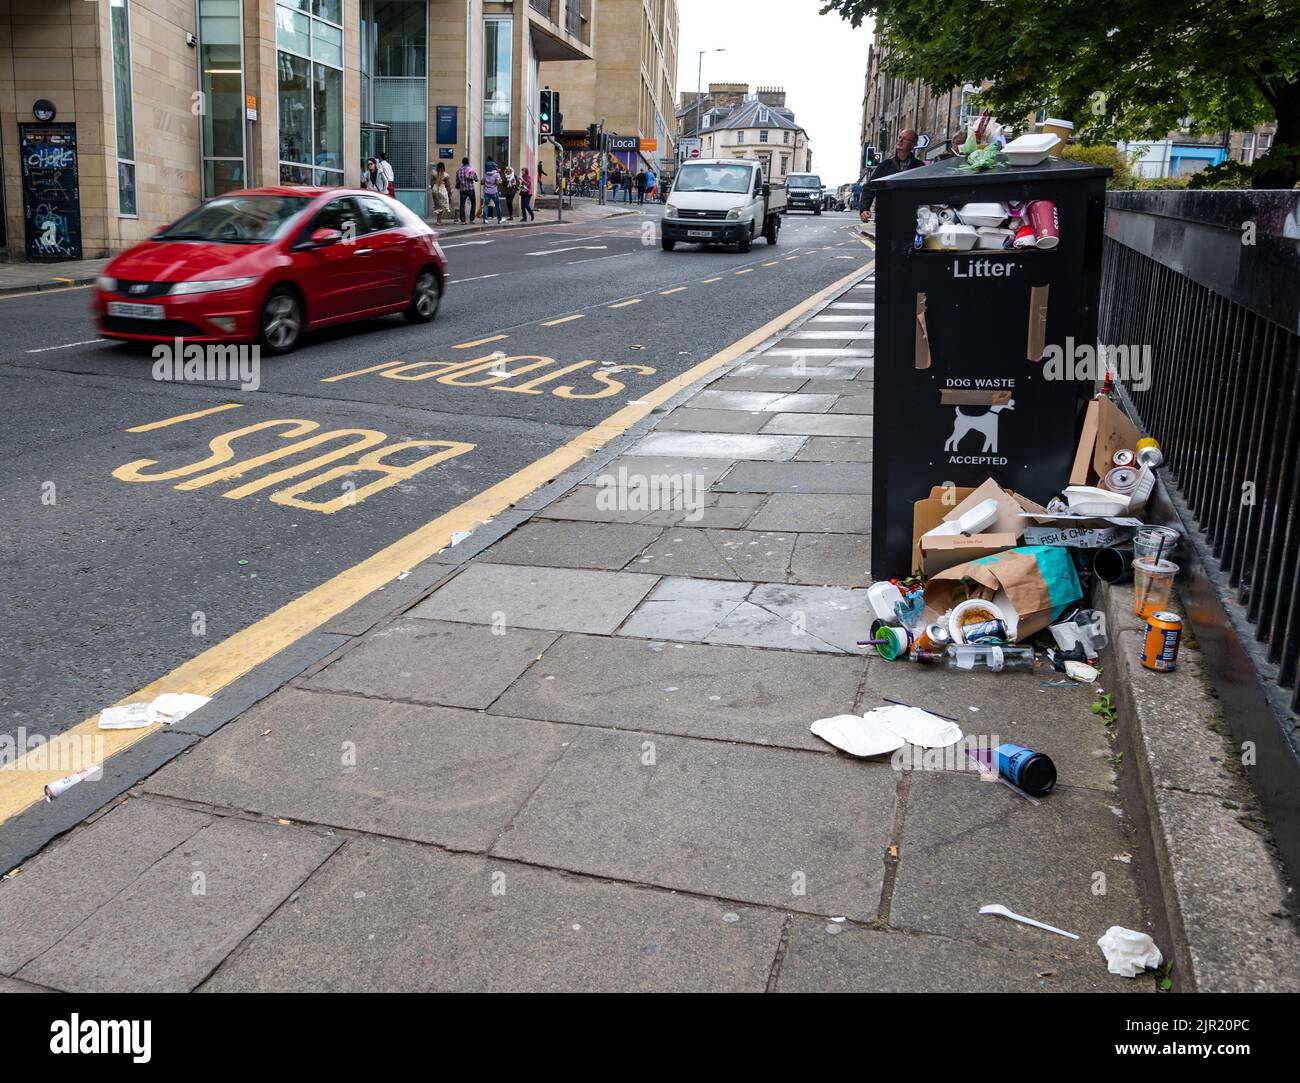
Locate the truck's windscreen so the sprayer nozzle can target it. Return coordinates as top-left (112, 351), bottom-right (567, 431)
top-left (673, 164), bottom-right (753, 193)
top-left (787, 174), bottom-right (822, 189)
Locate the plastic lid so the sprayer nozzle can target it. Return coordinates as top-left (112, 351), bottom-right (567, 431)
top-left (1133, 557), bottom-right (1178, 574)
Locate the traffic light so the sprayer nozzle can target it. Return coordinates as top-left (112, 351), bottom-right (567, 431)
top-left (552, 91), bottom-right (562, 135)
top-left (587, 123), bottom-right (600, 151)
top-left (539, 89), bottom-right (553, 137)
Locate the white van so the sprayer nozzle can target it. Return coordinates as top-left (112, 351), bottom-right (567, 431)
top-left (661, 159), bottom-right (786, 253)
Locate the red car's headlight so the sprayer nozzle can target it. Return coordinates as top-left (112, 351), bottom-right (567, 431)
top-left (168, 276), bottom-right (259, 297)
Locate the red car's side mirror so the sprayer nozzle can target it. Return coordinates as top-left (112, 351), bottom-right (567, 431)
top-left (309, 227), bottom-right (343, 246)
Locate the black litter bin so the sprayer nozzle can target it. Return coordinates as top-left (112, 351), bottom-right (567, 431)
top-left (868, 156), bottom-right (1111, 577)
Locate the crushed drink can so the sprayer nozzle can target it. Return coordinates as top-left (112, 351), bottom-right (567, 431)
top-left (962, 619), bottom-right (1008, 643)
top-left (1141, 611), bottom-right (1182, 672)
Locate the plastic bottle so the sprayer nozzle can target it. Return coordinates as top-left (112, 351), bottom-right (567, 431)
top-left (943, 644), bottom-right (1036, 672)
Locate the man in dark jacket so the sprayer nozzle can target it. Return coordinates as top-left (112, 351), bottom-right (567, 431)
top-left (859, 129), bottom-right (923, 222)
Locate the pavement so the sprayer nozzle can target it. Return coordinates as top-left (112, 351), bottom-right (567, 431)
top-left (0, 253), bottom-right (1168, 992)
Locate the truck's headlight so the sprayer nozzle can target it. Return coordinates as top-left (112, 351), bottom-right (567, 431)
top-left (664, 204), bottom-right (678, 217)
top-left (727, 209), bottom-right (741, 220)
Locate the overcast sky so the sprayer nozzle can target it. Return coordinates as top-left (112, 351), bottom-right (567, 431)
top-left (675, 0), bottom-right (875, 185)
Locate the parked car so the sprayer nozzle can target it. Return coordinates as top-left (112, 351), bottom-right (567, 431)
top-left (93, 187), bottom-right (446, 355)
top-left (660, 159), bottom-right (786, 253)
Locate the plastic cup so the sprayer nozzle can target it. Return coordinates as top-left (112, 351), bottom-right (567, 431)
top-left (1135, 526), bottom-right (1180, 562)
top-left (1133, 557), bottom-right (1178, 617)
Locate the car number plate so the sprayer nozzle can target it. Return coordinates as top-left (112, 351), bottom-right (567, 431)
top-left (687, 230), bottom-right (712, 238)
top-left (107, 301), bottom-right (165, 319)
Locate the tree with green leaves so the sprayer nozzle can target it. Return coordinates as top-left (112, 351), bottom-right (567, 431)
top-left (822, 0), bottom-right (1300, 187)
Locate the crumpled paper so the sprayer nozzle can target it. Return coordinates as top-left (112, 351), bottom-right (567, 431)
top-left (1097, 926), bottom-right (1163, 977)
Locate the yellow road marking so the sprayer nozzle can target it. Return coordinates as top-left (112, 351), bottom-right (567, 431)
top-left (541, 314), bottom-right (585, 326)
top-left (321, 360), bottom-right (405, 383)
top-left (453, 334), bottom-right (509, 349)
top-left (701, 277), bottom-right (723, 283)
top-left (0, 256), bottom-right (874, 824)
top-left (608, 299), bottom-right (642, 308)
top-left (126, 403), bottom-right (243, 432)
top-left (659, 287), bottom-right (688, 296)
top-left (52, 277), bottom-right (74, 283)
top-left (0, 284), bottom-right (93, 302)
top-left (735, 268), bottom-right (753, 276)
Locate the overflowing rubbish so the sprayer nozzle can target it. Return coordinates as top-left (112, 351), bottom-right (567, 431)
top-left (917, 199), bottom-right (1058, 252)
top-left (979, 903), bottom-right (1079, 940)
top-left (1097, 927), bottom-right (1163, 977)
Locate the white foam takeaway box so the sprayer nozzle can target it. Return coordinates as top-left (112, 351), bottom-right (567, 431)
top-left (1002, 133), bottom-right (1060, 166)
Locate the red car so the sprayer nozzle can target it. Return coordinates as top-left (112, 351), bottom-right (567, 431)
top-left (94, 187), bottom-right (446, 355)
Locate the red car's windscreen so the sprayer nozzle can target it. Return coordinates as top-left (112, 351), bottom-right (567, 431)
top-left (156, 195), bottom-right (313, 244)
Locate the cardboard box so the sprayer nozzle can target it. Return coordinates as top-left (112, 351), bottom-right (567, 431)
top-left (913, 478), bottom-right (1046, 576)
top-left (1070, 395), bottom-right (1141, 487)
top-left (1022, 524), bottom-right (1135, 548)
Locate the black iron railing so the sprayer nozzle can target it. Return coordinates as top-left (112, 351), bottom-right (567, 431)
top-left (1101, 189), bottom-right (1300, 877)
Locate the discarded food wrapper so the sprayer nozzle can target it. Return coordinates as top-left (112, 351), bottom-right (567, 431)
top-left (149, 692), bottom-right (212, 725)
top-left (979, 903), bottom-right (1079, 940)
top-left (865, 580), bottom-right (905, 621)
top-left (809, 714), bottom-right (905, 758)
top-left (97, 703), bottom-right (153, 730)
top-left (865, 704), bottom-right (963, 749)
top-left (1064, 660), bottom-right (1099, 683)
top-left (924, 546), bottom-right (1082, 642)
top-left (1097, 926), bottom-right (1163, 977)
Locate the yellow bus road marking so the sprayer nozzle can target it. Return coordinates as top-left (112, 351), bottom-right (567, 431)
top-left (701, 277), bottom-right (723, 283)
top-left (321, 360), bottom-right (405, 383)
top-left (659, 287), bottom-right (688, 296)
top-left (541, 314), bottom-right (586, 326)
top-left (0, 256), bottom-right (873, 825)
top-left (453, 334), bottom-right (509, 349)
top-left (126, 403), bottom-right (244, 432)
top-left (735, 268), bottom-right (754, 275)
top-left (608, 299), bottom-right (642, 308)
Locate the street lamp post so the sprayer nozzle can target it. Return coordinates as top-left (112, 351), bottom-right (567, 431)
top-left (694, 48), bottom-right (725, 157)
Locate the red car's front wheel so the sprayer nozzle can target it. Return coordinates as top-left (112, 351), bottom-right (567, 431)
top-left (259, 286), bottom-right (303, 355)
top-left (404, 269), bottom-right (440, 324)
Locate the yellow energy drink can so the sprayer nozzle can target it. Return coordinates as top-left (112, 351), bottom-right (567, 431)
top-left (1141, 611), bottom-right (1182, 672)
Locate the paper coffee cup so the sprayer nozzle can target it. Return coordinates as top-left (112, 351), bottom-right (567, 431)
top-left (1028, 200), bottom-right (1059, 249)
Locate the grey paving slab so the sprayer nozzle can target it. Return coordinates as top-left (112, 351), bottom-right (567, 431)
top-left (713, 462), bottom-right (870, 495)
top-left (784, 331), bottom-right (873, 340)
top-left (708, 584), bottom-right (875, 654)
top-left (493, 727), bottom-right (895, 920)
top-left (748, 493), bottom-right (871, 534)
top-left (829, 395), bottom-right (874, 415)
top-left (203, 839), bottom-right (784, 992)
top-left (534, 485), bottom-right (651, 524)
top-left (489, 633), bottom-right (864, 751)
top-left (798, 378), bottom-right (865, 394)
top-left (889, 772), bottom-right (1146, 961)
top-left (656, 408), bottom-right (772, 434)
top-left (537, 485), bottom-right (754, 527)
top-left (302, 618), bottom-right (557, 710)
top-left (682, 391), bottom-right (837, 414)
top-left (144, 688), bottom-right (575, 851)
top-left (793, 436), bottom-right (874, 462)
top-left (0, 799), bottom-right (211, 976)
top-left (629, 432), bottom-right (807, 461)
top-left (861, 659), bottom-right (1117, 793)
top-left (789, 533), bottom-right (872, 587)
top-left (410, 563), bottom-right (658, 634)
top-left (587, 455), bottom-right (736, 489)
top-left (736, 362), bottom-right (857, 378)
top-left (478, 520), bottom-right (662, 571)
top-left (0, 975), bottom-right (52, 992)
top-left (706, 375), bottom-right (809, 393)
top-left (762, 413), bottom-right (873, 438)
top-left (776, 921), bottom-right (1150, 993)
top-left (632, 493), bottom-right (765, 529)
top-left (762, 349), bottom-right (872, 359)
top-left (618, 577), bottom-right (752, 641)
top-left (17, 813), bottom-right (339, 992)
top-left (626, 528), bottom-right (796, 583)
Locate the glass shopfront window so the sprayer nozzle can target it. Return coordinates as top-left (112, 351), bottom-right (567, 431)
top-left (109, 0), bottom-right (136, 216)
top-left (277, 0), bottom-right (344, 186)
top-left (199, 0), bottom-right (245, 198)
top-left (483, 17), bottom-right (512, 169)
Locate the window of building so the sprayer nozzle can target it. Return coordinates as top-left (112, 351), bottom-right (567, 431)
top-left (109, 0), bottom-right (137, 216)
top-left (198, 0), bottom-right (245, 199)
top-left (276, 0), bottom-right (344, 186)
top-left (784, 130), bottom-right (791, 144)
top-left (1241, 133), bottom-right (1255, 163)
top-left (779, 155), bottom-right (789, 176)
top-left (483, 16), bottom-right (512, 170)
top-left (736, 130), bottom-right (745, 143)
top-left (363, 0), bottom-right (429, 215)
top-left (760, 129), bottom-right (769, 143)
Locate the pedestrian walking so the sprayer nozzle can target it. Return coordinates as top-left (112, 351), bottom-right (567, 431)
top-left (646, 168), bottom-right (657, 201)
top-left (361, 157), bottom-right (383, 191)
top-left (859, 129), bottom-right (923, 223)
top-left (455, 157), bottom-right (478, 223)
top-left (538, 160), bottom-right (548, 195)
top-left (483, 159), bottom-right (504, 223)
top-left (621, 170), bottom-right (633, 203)
top-left (431, 161), bottom-right (452, 226)
top-left (635, 169), bottom-right (647, 205)
top-left (377, 151), bottom-right (396, 198)
top-left (519, 167), bottom-right (536, 221)
top-left (502, 166), bottom-right (520, 220)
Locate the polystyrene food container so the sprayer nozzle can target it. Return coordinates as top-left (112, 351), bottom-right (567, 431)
top-left (956, 203), bottom-right (1007, 227)
top-left (1002, 133), bottom-right (1060, 166)
top-left (922, 224), bottom-right (978, 251)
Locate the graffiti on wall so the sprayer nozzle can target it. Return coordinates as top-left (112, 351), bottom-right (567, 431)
top-left (20, 123), bottom-right (82, 261)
